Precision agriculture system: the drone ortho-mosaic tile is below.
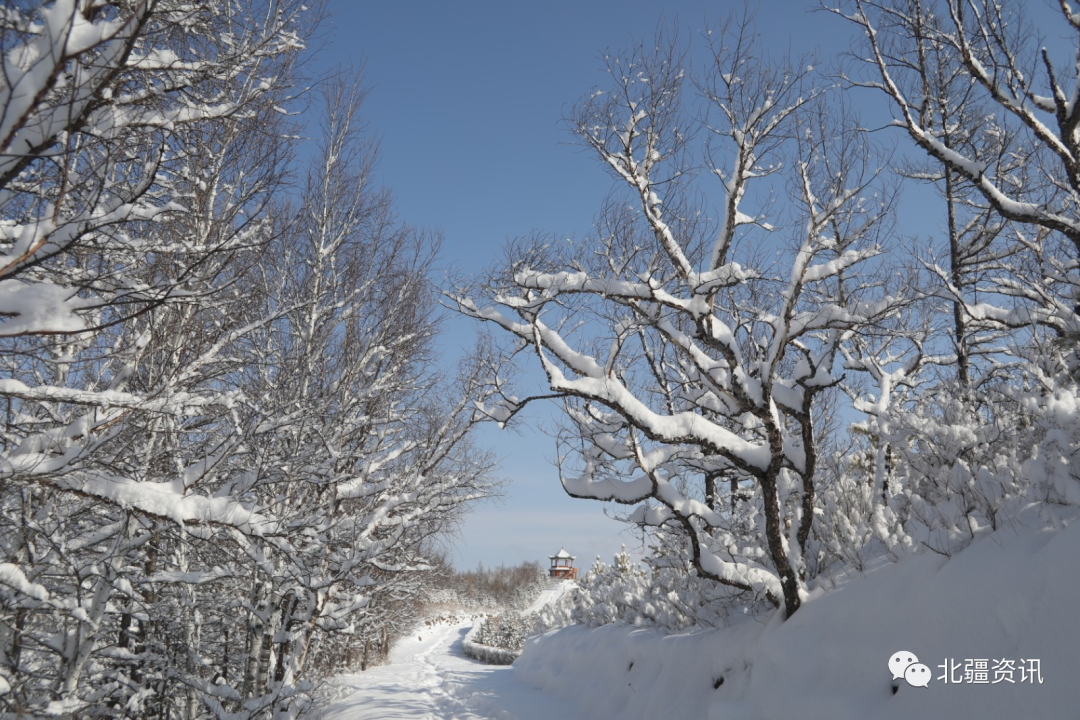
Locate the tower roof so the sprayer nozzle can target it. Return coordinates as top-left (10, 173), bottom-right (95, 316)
top-left (549, 547), bottom-right (575, 560)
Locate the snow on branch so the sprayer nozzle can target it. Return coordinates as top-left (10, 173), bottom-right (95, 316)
top-left (457, 16), bottom-right (896, 619)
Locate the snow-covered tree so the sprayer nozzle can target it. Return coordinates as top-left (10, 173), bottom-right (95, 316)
top-left (829, 0), bottom-right (1080, 555)
top-left (0, 5), bottom-right (498, 717)
top-left (0, 2), bottom-right (310, 715)
top-left (228, 78), bottom-right (499, 707)
top-left (453, 20), bottom-right (898, 618)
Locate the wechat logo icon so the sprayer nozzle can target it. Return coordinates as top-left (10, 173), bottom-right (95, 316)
top-left (889, 651), bottom-right (931, 688)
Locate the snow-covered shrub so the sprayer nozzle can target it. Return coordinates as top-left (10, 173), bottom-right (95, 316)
top-left (810, 356), bottom-right (1080, 583)
top-left (810, 444), bottom-right (899, 575)
top-left (1019, 377), bottom-right (1080, 508)
top-left (884, 383), bottom-right (1032, 551)
top-left (475, 611), bottom-right (532, 652)
top-left (809, 392), bottom-right (1024, 574)
top-left (462, 619), bottom-right (521, 665)
top-left (463, 612), bottom-right (535, 665)
top-left (534, 547), bottom-right (762, 635)
top-left (818, 370), bottom-right (1072, 569)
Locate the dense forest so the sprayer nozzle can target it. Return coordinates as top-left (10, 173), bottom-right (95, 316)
top-left (0, 2), bottom-right (500, 716)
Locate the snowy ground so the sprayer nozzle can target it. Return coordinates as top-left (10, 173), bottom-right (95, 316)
top-left (322, 618), bottom-right (589, 720)
top-left (322, 582), bottom-right (584, 720)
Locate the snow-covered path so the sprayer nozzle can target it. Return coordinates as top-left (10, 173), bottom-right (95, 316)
top-left (524, 580), bottom-right (574, 614)
top-left (322, 617), bottom-right (589, 720)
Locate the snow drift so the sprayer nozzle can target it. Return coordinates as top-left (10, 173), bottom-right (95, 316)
top-left (514, 509), bottom-right (1080, 719)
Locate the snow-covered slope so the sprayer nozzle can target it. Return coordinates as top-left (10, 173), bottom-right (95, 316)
top-left (514, 510), bottom-right (1080, 719)
top-left (525, 579), bottom-right (576, 614)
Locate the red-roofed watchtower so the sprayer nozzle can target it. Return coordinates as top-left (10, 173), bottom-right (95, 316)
top-left (548, 547), bottom-right (577, 580)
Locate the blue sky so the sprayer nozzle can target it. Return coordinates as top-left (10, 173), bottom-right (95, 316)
top-left (304, 1), bottom-right (854, 570)
top-left (305, 1), bottom-right (1070, 570)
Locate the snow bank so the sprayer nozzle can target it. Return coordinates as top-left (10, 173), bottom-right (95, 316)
top-left (515, 510), bottom-right (1080, 719)
top-left (515, 621), bottom-right (763, 719)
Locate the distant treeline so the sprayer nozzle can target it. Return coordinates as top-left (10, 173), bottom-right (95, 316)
top-left (429, 559), bottom-right (548, 611)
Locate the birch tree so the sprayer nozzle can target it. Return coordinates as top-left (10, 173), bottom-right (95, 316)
top-left (216, 78), bottom-right (499, 715)
top-left (0, 2), bottom-right (310, 715)
top-left (0, 6), bottom-right (500, 714)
